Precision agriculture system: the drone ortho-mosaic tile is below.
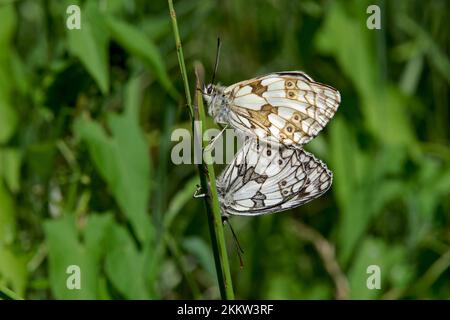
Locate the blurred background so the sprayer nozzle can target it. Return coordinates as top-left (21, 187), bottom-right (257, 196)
top-left (0, 0), bottom-right (449, 299)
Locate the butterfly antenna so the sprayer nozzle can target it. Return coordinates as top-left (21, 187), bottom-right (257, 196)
top-left (205, 124), bottom-right (228, 152)
top-left (210, 37), bottom-right (222, 86)
top-left (223, 217), bottom-right (245, 268)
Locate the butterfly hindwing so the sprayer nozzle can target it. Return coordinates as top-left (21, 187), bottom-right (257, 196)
top-left (217, 139), bottom-right (332, 216)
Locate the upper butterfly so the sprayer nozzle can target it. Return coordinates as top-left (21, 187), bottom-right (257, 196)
top-left (203, 71), bottom-right (340, 147)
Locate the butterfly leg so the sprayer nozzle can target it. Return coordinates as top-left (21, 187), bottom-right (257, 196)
top-left (193, 184), bottom-right (207, 198)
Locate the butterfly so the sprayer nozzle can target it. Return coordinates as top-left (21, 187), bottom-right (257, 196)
top-left (216, 138), bottom-right (332, 217)
top-left (203, 71), bottom-right (340, 148)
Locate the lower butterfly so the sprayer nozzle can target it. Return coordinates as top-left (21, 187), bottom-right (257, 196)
top-left (203, 71), bottom-right (340, 148)
top-left (216, 138), bottom-right (332, 216)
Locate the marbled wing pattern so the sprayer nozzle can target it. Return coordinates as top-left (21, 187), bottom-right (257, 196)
top-left (205, 71), bottom-right (340, 148)
top-left (216, 139), bottom-right (333, 216)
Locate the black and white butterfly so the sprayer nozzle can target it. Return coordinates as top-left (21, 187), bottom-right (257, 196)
top-left (203, 71), bottom-right (340, 148)
top-left (216, 138), bottom-right (332, 217)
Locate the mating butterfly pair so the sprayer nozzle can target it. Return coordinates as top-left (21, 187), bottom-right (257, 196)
top-left (203, 71), bottom-right (340, 217)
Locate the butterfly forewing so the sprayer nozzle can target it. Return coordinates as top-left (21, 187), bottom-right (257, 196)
top-left (208, 71), bottom-right (340, 148)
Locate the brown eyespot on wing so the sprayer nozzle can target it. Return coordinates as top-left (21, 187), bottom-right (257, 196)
top-left (223, 72), bottom-right (340, 147)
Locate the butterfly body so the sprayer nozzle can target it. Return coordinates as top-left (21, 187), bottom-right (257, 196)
top-left (204, 71), bottom-right (341, 148)
top-left (203, 84), bottom-right (229, 124)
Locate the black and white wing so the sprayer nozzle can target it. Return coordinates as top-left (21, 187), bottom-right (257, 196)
top-left (223, 71), bottom-right (341, 147)
top-left (216, 139), bottom-right (332, 216)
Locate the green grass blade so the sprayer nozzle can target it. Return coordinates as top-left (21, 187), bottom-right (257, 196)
top-left (167, 0), bottom-right (234, 300)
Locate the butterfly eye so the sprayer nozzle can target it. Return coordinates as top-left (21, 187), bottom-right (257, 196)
top-left (206, 85), bottom-right (214, 95)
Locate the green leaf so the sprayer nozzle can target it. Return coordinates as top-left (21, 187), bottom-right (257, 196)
top-left (406, 157), bottom-right (450, 245)
top-left (348, 237), bottom-right (408, 299)
top-left (67, 3), bottom-right (109, 94)
top-left (105, 224), bottom-right (151, 299)
top-left (364, 86), bottom-right (415, 147)
top-left (74, 78), bottom-right (152, 243)
top-left (330, 119), bottom-right (407, 264)
top-left (44, 214), bottom-right (113, 299)
top-left (182, 237), bottom-right (215, 278)
top-left (0, 4), bottom-right (18, 143)
top-left (315, 0), bottom-right (377, 98)
top-left (0, 245), bottom-right (27, 297)
top-left (105, 16), bottom-right (177, 98)
top-left (141, 15), bottom-right (171, 41)
top-left (328, 117), bottom-right (359, 212)
top-left (397, 14), bottom-right (450, 86)
top-left (0, 182), bottom-right (15, 244)
top-left (0, 94), bottom-right (17, 144)
top-left (164, 177), bottom-right (198, 229)
top-left (0, 284), bottom-right (23, 300)
top-left (0, 148), bottom-right (21, 193)
top-left (400, 54), bottom-right (424, 95)
top-left (123, 75), bottom-right (142, 122)
top-left (316, 1), bottom-right (415, 147)
top-left (0, 4), bottom-right (16, 59)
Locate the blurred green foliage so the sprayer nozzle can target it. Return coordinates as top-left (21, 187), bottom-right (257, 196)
top-left (0, 0), bottom-right (449, 299)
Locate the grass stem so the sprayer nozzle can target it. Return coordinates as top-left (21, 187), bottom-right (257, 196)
top-left (167, 0), bottom-right (234, 300)
top-left (168, 0), bottom-right (192, 115)
top-left (0, 286), bottom-right (23, 300)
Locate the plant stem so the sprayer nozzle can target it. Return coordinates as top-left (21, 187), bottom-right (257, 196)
top-left (167, 0), bottom-right (234, 300)
top-left (168, 0), bottom-right (192, 115)
top-left (0, 285), bottom-right (23, 300)
top-left (195, 65), bottom-right (235, 299)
